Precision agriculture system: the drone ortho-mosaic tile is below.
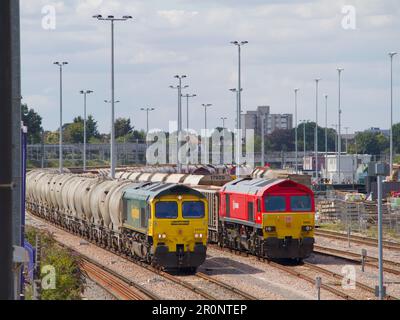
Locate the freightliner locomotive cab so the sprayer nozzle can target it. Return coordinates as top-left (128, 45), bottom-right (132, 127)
top-left (122, 183), bottom-right (208, 271)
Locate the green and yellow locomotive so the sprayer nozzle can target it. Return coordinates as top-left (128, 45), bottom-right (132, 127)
top-left (121, 182), bottom-right (208, 270)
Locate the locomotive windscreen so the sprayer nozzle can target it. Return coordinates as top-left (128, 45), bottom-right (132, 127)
top-left (155, 201), bottom-right (178, 218)
top-left (182, 201), bottom-right (205, 218)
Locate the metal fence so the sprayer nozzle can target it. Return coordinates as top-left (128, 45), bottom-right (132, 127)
top-left (27, 142), bottom-right (148, 167)
top-left (316, 191), bottom-right (400, 236)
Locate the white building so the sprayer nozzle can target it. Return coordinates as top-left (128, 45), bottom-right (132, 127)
top-left (321, 154), bottom-right (371, 184)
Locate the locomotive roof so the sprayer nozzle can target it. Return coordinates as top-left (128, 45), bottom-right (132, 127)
top-left (221, 177), bottom-right (311, 195)
top-left (123, 182), bottom-right (206, 201)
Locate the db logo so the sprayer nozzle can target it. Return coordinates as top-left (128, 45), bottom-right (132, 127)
top-left (233, 201), bottom-right (239, 209)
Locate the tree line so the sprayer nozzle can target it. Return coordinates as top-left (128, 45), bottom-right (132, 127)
top-left (22, 103), bottom-right (146, 145)
top-left (22, 103), bottom-right (400, 156)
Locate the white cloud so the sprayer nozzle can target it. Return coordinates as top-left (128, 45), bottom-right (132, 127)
top-left (20, 0), bottom-right (400, 133)
top-left (157, 10), bottom-right (199, 27)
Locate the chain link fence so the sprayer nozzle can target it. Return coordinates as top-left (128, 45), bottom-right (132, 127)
top-left (316, 190), bottom-right (400, 237)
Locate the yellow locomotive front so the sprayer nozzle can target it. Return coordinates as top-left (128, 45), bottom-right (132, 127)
top-left (122, 183), bottom-right (208, 271)
top-left (262, 190), bottom-right (315, 260)
top-left (149, 193), bottom-right (208, 270)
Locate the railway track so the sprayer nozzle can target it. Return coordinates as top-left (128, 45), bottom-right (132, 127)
top-left (302, 261), bottom-right (397, 300)
top-left (314, 245), bottom-right (400, 276)
top-left (210, 244), bottom-right (356, 300)
top-left (195, 272), bottom-right (258, 300)
top-left (315, 229), bottom-right (400, 251)
top-left (80, 258), bottom-right (159, 300)
top-left (266, 260), bottom-right (358, 300)
top-left (28, 212), bottom-right (226, 300)
top-left (211, 244), bottom-right (399, 300)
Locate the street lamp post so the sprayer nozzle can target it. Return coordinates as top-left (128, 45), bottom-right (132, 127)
top-left (303, 121), bottom-right (307, 167)
top-left (170, 76), bottom-right (188, 173)
top-left (314, 79), bottom-right (321, 183)
top-left (140, 107), bottom-right (155, 134)
top-left (182, 93), bottom-right (196, 130)
top-left (389, 52), bottom-right (397, 175)
top-left (220, 117), bottom-right (227, 129)
top-left (294, 88), bottom-right (299, 173)
top-left (337, 68), bottom-right (344, 183)
top-left (332, 124), bottom-right (338, 154)
top-left (79, 90), bottom-right (93, 171)
top-left (104, 99), bottom-right (120, 168)
top-left (93, 14), bottom-right (132, 179)
top-left (344, 126), bottom-right (350, 153)
top-left (53, 61), bottom-right (68, 173)
top-left (231, 41), bottom-right (248, 176)
top-left (202, 104), bottom-right (212, 131)
top-left (325, 94), bottom-right (328, 180)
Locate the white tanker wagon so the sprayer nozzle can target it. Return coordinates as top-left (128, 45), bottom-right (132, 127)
top-left (26, 169), bottom-right (209, 270)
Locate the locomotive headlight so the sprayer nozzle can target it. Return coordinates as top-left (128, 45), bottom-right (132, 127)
top-left (194, 233), bottom-right (203, 238)
top-left (158, 233), bottom-right (167, 239)
top-left (302, 225), bottom-right (313, 232)
top-left (265, 226), bottom-right (276, 232)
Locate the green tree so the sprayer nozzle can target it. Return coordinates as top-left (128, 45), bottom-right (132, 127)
top-left (260, 122), bottom-right (337, 152)
top-left (351, 131), bottom-right (389, 155)
top-left (115, 117), bottom-right (132, 138)
top-left (64, 121), bottom-right (83, 144)
top-left (63, 115), bottom-right (100, 144)
top-left (22, 104), bottom-right (42, 144)
top-left (44, 131), bottom-right (59, 144)
top-left (393, 123), bottom-right (400, 154)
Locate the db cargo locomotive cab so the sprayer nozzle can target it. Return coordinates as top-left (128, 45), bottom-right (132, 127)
top-left (122, 183), bottom-right (208, 270)
top-left (219, 178), bottom-right (315, 260)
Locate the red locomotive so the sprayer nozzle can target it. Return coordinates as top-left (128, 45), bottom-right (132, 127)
top-left (217, 177), bottom-right (315, 260)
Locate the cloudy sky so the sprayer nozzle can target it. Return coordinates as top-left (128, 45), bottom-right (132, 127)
top-left (21, 0), bottom-right (400, 134)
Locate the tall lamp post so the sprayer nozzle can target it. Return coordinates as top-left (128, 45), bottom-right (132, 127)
top-left (331, 124), bottom-right (338, 154)
top-left (325, 94), bottom-right (328, 180)
top-left (389, 52), bottom-right (397, 175)
top-left (314, 78), bottom-right (321, 182)
top-left (170, 75), bottom-right (188, 173)
top-left (104, 99), bottom-right (120, 170)
top-left (182, 93), bottom-right (196, 130)
top-left (202, 104), bottom-right (213, 130)
top-left (140, 107), bottom-right (155, 134)
top-left (302, 120), bottom-right (307, 167)
top-left (53, 61), bottom-right (68, 173)
top-left (79, 90), bottom-right (93, 171)
top-left (231, 40), bottom-right (248, 176)
top-left (220, 117), bottom-right (227, 129)
top-left (337, 68), bottom-right (344, 184)
top-left (344, 126), bottom-right (350, 153)
top-left (294, 88), bottom-right (299, 173)
top-left (93, 14), bottom-right (132, 179)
